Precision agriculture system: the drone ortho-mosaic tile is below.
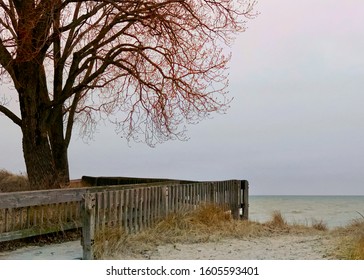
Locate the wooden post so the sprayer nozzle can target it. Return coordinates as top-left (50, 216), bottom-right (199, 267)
top-left (161, 186), bottom-right (167, 218)
top-left (82, 192), bottom-right (96, 260)
top-left (231, 181), bottom-right (240, 220)
top-left (124, 189), bottom-right (129, 233)
top-left (209, 182), bottom-right (216, 204)
top-left (119, 190), bottom-right (124, 232)
top-left (240, 180), bottom-right (249, 220)
top-left (162, 186), bottom-right (167, 216)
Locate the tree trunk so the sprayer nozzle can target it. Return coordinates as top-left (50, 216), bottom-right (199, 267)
top-left (21, 103), bottom-right (70, 190)
top-left (52, 142), bottom-right (70, 187)
top-left (10, 1), bottom-right (70, 190)
top-left (22, 129), bottom-right (59, 190)
top-left (15, 61), bottom-right (65, 190)
top-left (49, 105), bottom-right (70, 187)
top-left (50, 4), bottom-right (70, 187)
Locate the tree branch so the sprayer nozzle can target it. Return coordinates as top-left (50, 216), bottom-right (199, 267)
top-left (0, 39), bottom-right (15, 80)
top-left (64, 91), bottom-right (82, 147)
top-left (0, 104), bottom-right (22, 126)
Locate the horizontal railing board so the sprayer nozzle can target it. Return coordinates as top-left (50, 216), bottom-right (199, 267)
top-left (87, 181), bottom-right (181, 193)
top-left (0, 181), bottom-right (179, 209)
top-left (82, 175), bottom-right (194, 187)
top-left (0, 221), bottom-right (81, 243)
top-left (0, 188), bottom-right (86, 209)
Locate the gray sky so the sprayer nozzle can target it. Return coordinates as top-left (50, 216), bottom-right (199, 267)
top-left (1, 0), bottom-right (364, 195)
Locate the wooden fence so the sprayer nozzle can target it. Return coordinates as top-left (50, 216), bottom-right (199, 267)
top-left (0, 188), bottom-right (84, 243)
top-left (0, 180), bottom-right (174, 243)
top-left (0, 179), bottom-right (249, 259)
top-left (82, 180), bottom-right (248, 259)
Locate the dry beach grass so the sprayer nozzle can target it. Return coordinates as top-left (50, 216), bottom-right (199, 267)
top-left (330, 218), bottom-right (364, 259)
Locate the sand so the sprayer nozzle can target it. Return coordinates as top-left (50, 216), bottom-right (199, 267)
top-left (0, 232), bottom-right (337, 260)
top-left (144, 233), bottom-right (336, 260)
top-left (0, 240), bottom-right (83, 260)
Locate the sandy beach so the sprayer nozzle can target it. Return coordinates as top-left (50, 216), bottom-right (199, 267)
top-left (0, 240), bottom-right (83, 260)
top-left (0, 232), bottom-right (337, 260)
top-left (143, 233), bottom-right (335, 260)
top-left (114, 232), bottom-right (336, 260)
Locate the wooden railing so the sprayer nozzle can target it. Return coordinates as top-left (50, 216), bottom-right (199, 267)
top-left (0, 179), bottom-right (249, 259)
top-left (0, 181), bottom-right (173, 243)
top-left (0, 188), bottom-right (84, 242)
top-left (82, 180), bottom-right (248, 259)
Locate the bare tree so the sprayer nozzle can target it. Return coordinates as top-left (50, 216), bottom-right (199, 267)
top-left (0, 0), bottom-right (256, 190)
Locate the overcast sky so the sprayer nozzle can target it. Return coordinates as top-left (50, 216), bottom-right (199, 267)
top-left (1, 0), bottom-right (364, 195)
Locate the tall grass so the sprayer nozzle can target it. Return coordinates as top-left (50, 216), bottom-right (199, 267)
top-left (0, 169), bottom-right (29, 192)
top-left (333, 218), bottom-right (364, 260)
top-left (265, 210), bottom-right (287, 228)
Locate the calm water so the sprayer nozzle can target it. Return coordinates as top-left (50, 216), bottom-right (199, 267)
top-left (249, 196), bottom-right (364, 228)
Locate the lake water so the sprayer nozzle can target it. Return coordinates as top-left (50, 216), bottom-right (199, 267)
top-left (249, 196), bottom-right (364, 228)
